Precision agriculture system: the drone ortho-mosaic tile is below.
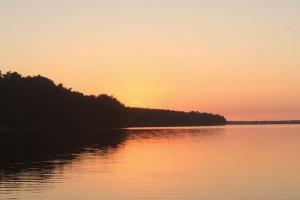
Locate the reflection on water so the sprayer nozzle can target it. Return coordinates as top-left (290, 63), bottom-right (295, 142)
top-left (0, 128), bottom-right (128, 196)
top-left (1, 125), bottom-right (300, 200)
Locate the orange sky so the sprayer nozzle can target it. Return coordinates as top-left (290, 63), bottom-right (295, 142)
top-left (1, 1), bottom-right (300, 120)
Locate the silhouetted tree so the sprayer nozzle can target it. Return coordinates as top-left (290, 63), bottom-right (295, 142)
top-left (125, 107), bottom-right (226, 127)
top-left (0, 71), bottom-right (125, 128)
top-left (0, 71), bottom-right (226, 128)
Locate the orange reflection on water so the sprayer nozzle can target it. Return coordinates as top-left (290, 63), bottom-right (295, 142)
top-left (2, 125), bottom-right (300, 200)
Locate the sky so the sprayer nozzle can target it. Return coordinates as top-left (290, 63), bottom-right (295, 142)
top-left (1, 0), bottom-right (300, 120)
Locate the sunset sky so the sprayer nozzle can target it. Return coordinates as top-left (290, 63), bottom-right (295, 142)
top-left (1, 0), bottom-right (300, 120)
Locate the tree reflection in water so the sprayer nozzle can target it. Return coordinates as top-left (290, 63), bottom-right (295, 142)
top-left (0, 128), bottom-right (128, 185)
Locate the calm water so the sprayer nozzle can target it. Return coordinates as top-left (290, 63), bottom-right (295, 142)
top-left (1, 125), bottom-right (300, 200)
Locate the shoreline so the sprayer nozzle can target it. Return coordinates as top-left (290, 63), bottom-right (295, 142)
top-left (2, 122), bottom-right (300, 132)
top-left (228, 120), bottom-right (300, 125)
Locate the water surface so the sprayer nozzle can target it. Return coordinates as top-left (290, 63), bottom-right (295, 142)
top-left (1, 125), bottom-right (300, 200)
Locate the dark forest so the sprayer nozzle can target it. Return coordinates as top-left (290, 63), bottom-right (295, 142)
top-left (0, 71), bottom-right (226, 129)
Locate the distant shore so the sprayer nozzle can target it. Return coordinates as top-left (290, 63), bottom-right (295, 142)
top-left (228, 120), bottom-right (300, 125)
top-left (2, 121), bottom-right (300, 131)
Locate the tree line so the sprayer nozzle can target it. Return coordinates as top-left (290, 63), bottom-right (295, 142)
top-left (0, 71), bottom-right (226, 128)
top-left (126, 107), bottom-right (226, 127)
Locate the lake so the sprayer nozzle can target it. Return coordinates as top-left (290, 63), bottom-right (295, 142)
top-left (1, 125), bottom-right (300, 200)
